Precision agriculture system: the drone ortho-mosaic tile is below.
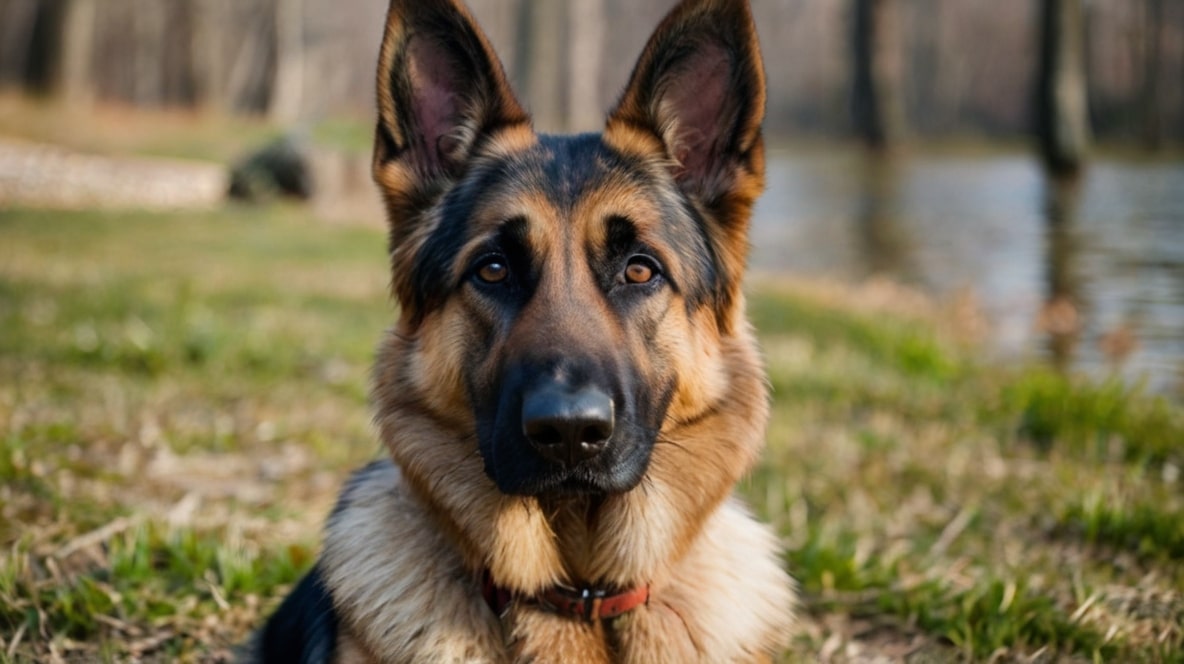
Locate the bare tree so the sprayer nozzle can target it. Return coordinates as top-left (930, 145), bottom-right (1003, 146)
top-left (1036, 0), bottom-right (1091, 175)
top-left (515, 1), bottom-right (566, 132)
top-left (0, 0), bottom-right (1177, 142)
top-left (270, 0), bottom-right (305, 123)
top-left (56, 0), bottom-right (94, 104)
top-left (224, 2), bottom-right (275, 113)
top-left (188, 0), bottom-right (227, 111)
top-left (0, 0), bottom-right (41, 88)
top-left (566, 0), bottom-right (605, 132)
top-left (851, 0), bottom-right (906, 149)
top-left (907, 0), bottom-right (943, 133)
top-left (130, 0), bottom-right (166, 105)
top-left (1141, 0), bottom-right (1164, 149)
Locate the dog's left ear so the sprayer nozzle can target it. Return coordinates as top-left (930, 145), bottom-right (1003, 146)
top-left (607, 0), bottom-right (766, 215)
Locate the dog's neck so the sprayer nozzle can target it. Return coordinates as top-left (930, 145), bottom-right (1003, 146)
top-left (480, 499), bottom-right (655, 624)
top-left (541, 494), bottom-right (619, 582)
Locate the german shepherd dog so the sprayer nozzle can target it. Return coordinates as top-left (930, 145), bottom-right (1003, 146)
top-left (255, 0), bottom-right (795, 661)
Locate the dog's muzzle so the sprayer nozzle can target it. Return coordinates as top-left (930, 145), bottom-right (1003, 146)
top-left (521, 384), bottom-right (614, 467)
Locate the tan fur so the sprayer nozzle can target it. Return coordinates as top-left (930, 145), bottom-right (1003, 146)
top-left (324, 461), bottom-right (795, 663)
top-left (289, 0), bottom-right (798, 661)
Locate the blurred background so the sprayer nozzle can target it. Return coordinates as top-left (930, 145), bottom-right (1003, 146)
top-left (1, 0), bottom-right (1182, 139)
top-left (2, 3), bottom-right (1183, 659)
top-left (1, 0), bottom-right (1182, 394)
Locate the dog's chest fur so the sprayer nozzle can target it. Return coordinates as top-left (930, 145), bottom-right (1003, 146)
top-left (319, 461), bottom-right (794, 663)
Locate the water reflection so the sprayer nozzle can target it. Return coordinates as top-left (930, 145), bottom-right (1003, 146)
top-left (1040, 174), bottom-right (1084, 371)
top-left (751, 149), bottom-right (1184, 397)
top-left (854, 154), bottom-right (913, 281)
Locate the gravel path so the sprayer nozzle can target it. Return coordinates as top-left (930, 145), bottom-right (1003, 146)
top-left (0, 137), bottom-right (227, 210)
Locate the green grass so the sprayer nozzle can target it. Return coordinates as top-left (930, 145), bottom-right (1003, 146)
top-left (1000, 369), bottom-right (1183, 466)
top-left (744, 284), bottom-right (1182, 661)
top-left (1059, 492), bottom-right (1184, 560)
top-left (0, 206), bottom-right (387, 661)
top-left (1, 206), bottom-right (1182, 661)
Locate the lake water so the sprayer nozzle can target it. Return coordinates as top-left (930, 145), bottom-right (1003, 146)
top-left (751, 149), bottom-right (1184, 397)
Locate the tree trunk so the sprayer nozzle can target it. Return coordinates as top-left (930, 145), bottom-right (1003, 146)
top-left (224, 3), bottom-right (275, 113)
top-left (23, 0), bottom-right (65, 93)
top-left (0, 0), bottom-right (40, 88)
top-left (852, 0), bottom-right (906, 150)
top-left (908, 0), bottom-right (942, 133)
top-left (269, 0), bottom-right (304, 123)
top-left (515, 0), bottom-right (566, 133)
top-left (131, 0), bottom-right (166, 105)
top-left (1036, 0), bottom-right (1090, 175)
top-left (1141, 0), bottom-right (1164, 149)
top-left (1041, 174), bottom-right (1083, 370)
top-left (188, 0), bottom-right (229, 111)
top-left (566, 0), bottom-right (604, 132)
top-left (54, 0), bottom-right (95, 104)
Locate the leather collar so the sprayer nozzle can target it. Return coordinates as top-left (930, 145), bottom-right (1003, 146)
top-left (482, 571), bottom-right (650, 622)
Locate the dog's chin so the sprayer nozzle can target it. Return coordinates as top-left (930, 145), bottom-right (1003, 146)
top-left (533, 469), bottom-right (638, 498)
top-left (489, 462), bottom-right (648, 498)
top-left (482, 437), bottom-right (654, 498)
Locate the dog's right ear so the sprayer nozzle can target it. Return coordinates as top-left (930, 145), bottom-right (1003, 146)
top-left (373, 0), bottom-right (528, 233)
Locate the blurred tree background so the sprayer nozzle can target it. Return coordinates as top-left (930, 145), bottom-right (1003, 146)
top-left (0, 0), bottom-right (1180, 146)
top-left (3, 3), bottom-right (1184, 660)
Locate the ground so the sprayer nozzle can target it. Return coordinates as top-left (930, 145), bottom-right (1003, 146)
top-left (1, 166), bottom-right (1182, 661)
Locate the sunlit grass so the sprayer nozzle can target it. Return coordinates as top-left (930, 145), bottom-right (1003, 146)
top-left (1, 206), bottom-right (1182, 661)
top-left (0, 205), bottom-right (386, 660)
top-left (743, 283), bottom-right (1182, 661)
top-left (1058, 491), bottom-right (1184, 560)
top-left (999, 369), bottom-right (1183, 466)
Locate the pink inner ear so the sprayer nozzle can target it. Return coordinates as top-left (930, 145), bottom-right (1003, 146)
top-left (662, 43), bottom-right (733, 183)
top-left (406, 36), bottom-right (464, 172)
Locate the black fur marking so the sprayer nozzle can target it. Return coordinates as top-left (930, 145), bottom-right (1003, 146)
top-left (410, 157), bottom-right (526, 314)
top-left (258, 564), bottom-right (338, 664)
top-left (535, 133), bottom-right (612, 204)
top-left (408, 133), bottom-right (719, 318)
top-left (581, 138), bottom-right (720, 310)
top-left (591, 215), bottom-right (641, 294)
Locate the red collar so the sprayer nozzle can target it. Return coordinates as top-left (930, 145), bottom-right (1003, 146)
top-left (482, 571), bottom-right (650, 622)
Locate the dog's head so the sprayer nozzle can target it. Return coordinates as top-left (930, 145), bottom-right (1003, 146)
top-left (372, 0), bottom-right (766, 500)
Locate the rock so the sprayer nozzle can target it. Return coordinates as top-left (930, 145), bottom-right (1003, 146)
top-left (228, 134), bottom-right (315, 201)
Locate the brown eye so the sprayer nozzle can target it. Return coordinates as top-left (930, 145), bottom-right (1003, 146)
top-left (477, 259), bottom-right (508, 284)
top-left (624, 258), bottom-right (655, 284)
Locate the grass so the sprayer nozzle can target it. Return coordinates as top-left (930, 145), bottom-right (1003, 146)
top-left (0, 206), bottom-right (387, 661)
top-left (745, 283), bottom-right (1183, 661)
top-left (1, 206), bottom-right (1181, 662)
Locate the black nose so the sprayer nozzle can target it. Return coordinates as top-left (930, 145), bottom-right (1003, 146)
top-left (522, 385), bottom-right (614, 466)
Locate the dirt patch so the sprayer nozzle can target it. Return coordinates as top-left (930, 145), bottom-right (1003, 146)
top-left (0, 137), bottom-right (227, 210)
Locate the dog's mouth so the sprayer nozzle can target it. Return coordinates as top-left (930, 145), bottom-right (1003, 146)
top-left (481, 429), bottom-right (657, 497)
top-left (528, 453), bottom-right (649, 497)
top-left (531, 472), bottom-right (616, 498)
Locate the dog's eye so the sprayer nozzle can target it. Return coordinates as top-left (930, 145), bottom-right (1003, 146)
top-left (624, 255), bottom-right (659, 284)
top-left (475, 257), bottom-right (509, 284)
